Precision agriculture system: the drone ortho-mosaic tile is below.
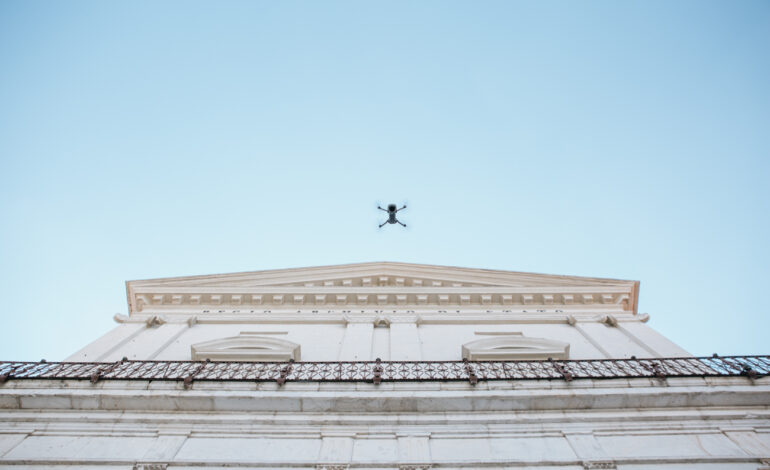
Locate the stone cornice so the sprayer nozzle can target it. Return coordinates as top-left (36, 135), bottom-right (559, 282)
top-left (114, 312), bottom-right (647, 325)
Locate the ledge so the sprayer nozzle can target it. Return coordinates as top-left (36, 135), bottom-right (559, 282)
top-left (1, 376), bottom-right (769, 413)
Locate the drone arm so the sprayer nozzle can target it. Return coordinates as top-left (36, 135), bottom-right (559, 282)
top-left (396, 220), bottom-right (406, 227)
top-left (379, 221), bottom-right (388, 228)
top-left (396, 205), bottom-right (407, 212)
top-left (377, 206), bottom-right (388, 212)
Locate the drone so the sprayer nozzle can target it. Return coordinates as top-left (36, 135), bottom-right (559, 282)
top-left (378, 204), bottom-right (407, 228)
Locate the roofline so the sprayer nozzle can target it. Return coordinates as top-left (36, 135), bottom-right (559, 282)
top-left (126, 261), bottom-right (639, 286)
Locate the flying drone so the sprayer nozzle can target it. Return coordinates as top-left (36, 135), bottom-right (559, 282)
top-left (378, 203), bottom-right (407, 228)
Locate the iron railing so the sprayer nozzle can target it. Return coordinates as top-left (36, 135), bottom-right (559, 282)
top-left (0, 356), bottom-right (767, 387)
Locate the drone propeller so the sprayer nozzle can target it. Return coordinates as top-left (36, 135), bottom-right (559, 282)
top-left (375, 201), bottom-right (385, 230)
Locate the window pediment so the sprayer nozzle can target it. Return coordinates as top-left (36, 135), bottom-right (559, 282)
top-left (462, 336), bottom-right (569, 361)
top-left (191, 334), bottom-right (300, 362)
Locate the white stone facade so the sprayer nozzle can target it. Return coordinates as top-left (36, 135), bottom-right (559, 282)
top-left (1, 262), bottom-right (768, 469)
top-left (66, 262), bottom-right (684, 363)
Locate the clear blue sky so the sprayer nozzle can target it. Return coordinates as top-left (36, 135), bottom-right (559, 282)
top-left (1, 1), bottom-right (768, 360)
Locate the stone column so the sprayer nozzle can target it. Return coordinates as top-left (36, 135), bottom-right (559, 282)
top-left (567, 316), bottom-right (611, 358)
top-left (65, 323), bottom-right (145, 361)
top-left (389, 316), bottom-right (421, 361)
top-left (338, 317), bottom-right (375, 361)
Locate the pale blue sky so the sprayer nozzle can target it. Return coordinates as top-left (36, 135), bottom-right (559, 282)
top-left (1, 1), bottom-right (768, 360)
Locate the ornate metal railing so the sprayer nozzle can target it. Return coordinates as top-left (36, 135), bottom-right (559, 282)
top-left (0, 356), bottom-right (767, 387)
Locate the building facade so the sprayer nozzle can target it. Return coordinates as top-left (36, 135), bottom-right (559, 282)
top-left (0, 262), bottom-right (768, 469)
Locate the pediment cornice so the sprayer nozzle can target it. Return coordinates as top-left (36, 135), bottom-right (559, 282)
top-left (126, 262), bottom-right (639, 315)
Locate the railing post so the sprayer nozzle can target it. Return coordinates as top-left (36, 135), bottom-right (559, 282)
top-left (276, 359), bottom-right (294, 386)
top-left (0, 364), bottom-right (19, 384)
top-left (463, 358), bottom-right (478, 385)
top-left (372, 358), bottom-right (383, 385)
top-left (184, 359), bottom-right (209, 390)
top-left (640, 360), bottom-right (666, 380)
top-left (550, 359), bottom-right (573, 382)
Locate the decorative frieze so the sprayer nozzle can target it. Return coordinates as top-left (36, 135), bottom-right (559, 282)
top-left (131, 291), bottom-right (634, 311)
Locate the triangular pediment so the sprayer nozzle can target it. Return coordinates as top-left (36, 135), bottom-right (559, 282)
top-left (129, 262), bottom-right (634, 289)
top-left (126, 262), bottom-right (639, 314)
